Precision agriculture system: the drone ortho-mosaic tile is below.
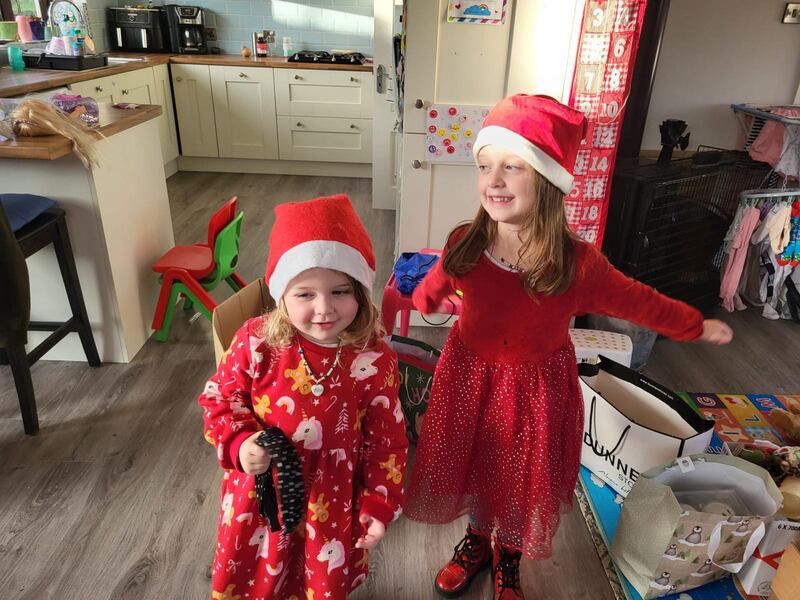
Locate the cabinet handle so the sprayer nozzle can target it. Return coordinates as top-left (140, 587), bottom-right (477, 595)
top-left (296, 122), bottom-right (303, 127)
top-left (95, 86), bottom-right (103, 92)
top-left (121, 89), bottom-right (129, 95)
top-left (294, 74), bottom-right (302, 80)
top-left (414, 98), bottom-right (424, 109)
top-left (349, 123), bottom-right (357, 129)
top-left (238, 72), bottom-right (247, 78)
top-left (350, 76), bottom-right (358, 82)
top-left (175, 76), bottom-right (183, 82)
top-left (412, 160), bottom-right (422, 169)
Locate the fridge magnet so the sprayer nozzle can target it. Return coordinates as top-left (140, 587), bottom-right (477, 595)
top-left (425, 103), bottom-right (491, 163)
top-left (447, 0), bottom-right (509, 25)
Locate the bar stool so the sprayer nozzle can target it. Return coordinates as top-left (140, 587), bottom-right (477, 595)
top-left (0, 197), bottom-right (100, 435)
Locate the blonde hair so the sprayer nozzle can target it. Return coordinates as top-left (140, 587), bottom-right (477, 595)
top-left (443, 169), bottom-right (577, 296)
top-left (0, 99), bottom-right (100, 168)
top-left (258, 274), bottom-right (385, 350)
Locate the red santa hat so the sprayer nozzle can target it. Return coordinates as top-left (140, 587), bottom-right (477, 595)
top-left (473, 94), bottom-right (587, 195)
top-left (265, 194), bottom-right (376, 301)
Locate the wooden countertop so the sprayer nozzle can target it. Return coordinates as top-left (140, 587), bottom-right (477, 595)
top-left (0, 52), bottom-right (373, 97)
top-left (0, 103), bottom-right (162, 160)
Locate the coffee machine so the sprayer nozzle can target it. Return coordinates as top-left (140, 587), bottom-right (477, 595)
top-left (164, 4), bottom-right (207, 54)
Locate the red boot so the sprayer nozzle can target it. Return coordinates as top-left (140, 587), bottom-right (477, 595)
top-left (434, 524), bottom-right (492, 597)
top-left (493, 543), bottom-right (525, 599)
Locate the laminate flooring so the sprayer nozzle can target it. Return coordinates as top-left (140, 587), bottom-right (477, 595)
top-left (1, 172), bottom-right (798, 600)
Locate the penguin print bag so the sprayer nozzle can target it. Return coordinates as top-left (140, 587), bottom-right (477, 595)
top-left (610, 454), bottom-right (783, 599)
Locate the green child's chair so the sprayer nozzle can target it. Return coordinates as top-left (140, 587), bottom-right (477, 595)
top-left (150, 199), bottom-right (247, 342)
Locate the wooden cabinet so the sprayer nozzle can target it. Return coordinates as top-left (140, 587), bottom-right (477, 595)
top-left (112, 68), bottom-right (157, 105)
top-left (153, 64), bottom-right (179, 164)
top-left (171, 63), bottom-right (218, 158)
top-left (277, 116), bottom-right (372, 163)
top-left (274, 69), bottom-right (373, 119)
top-left (210, 66), bottom-right (278, 160)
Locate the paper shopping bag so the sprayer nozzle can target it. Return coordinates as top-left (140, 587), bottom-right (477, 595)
top-left (386, 334), bottom-right (440, 442)
top-left (579, 356), bottom-right (714, 496)
top-left (611, 454), bottom-right (783, 599)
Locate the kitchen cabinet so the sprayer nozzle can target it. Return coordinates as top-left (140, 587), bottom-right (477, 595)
top-left (69, 67), bottom-right (179, 166)
top-left (210, 66), bottom-right (278, 160)
top-left (171, 63), bottom-right (218, 158)
top-left (153, 64), bottom-right (179, 164)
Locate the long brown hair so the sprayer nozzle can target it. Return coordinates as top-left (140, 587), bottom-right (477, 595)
top-left (442, 169), bottom-right (577, 296)
top-left (258, 274), bottom-right (385, 350)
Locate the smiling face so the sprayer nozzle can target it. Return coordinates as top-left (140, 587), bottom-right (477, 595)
top-left (282, 268), bottom-right (359, 344)
top-left (476, 145), bottom-right (538, 227)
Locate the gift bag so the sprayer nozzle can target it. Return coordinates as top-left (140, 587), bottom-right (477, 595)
top-left (611, 454), bottom-right (783, 599)
top-left (392, 252), bottom-right (439, 294)
top-left (579, 356), bottom-right (714, 496)
top-left (386, 334), bottom-right (440, 442)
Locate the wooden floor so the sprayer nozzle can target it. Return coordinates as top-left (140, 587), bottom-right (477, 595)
top-left (2, 172), bottom-right (799, 600)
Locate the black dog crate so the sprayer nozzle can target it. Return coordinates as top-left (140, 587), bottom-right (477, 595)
top-left (603, 151), bottom-right (770, 310)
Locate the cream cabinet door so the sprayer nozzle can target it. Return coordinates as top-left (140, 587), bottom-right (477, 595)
top-left (396, 133), bottom-right (479, 253)
top-left (277, 116), bottom-right (372, 163)
top-left (112, 68), bottom-right (157, 105)
top-left (274, 69), bottom-right (373, 119)
top-left (171, 63), bottom-right (218, 158)
top-left (152, 64), bottom-right (179, 164)
top-left (69, 74), bottom-right (115, 105)
top-left (210, 66), bottom-right (278, 160)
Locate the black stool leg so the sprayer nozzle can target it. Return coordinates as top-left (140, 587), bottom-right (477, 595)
top-left (5, 343), bottom-right (38, 435)
top-left (52, 215), bottom-right (100, 367)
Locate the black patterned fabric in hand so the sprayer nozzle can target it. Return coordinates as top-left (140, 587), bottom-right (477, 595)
top-left (254, 427), bottom-right (305, 534)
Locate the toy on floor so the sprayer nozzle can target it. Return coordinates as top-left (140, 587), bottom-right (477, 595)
top-left (771, 396), bottom-right (800, 444)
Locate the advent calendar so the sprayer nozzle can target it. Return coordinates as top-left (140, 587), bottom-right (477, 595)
top-left (568, 0), bottom-right (647, 246)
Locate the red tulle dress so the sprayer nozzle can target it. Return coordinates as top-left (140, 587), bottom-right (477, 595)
top-left (405, 232), bottom-right (704, 559)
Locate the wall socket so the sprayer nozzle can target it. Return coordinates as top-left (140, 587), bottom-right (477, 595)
top-left (783, 3), bottom-right (800, 23)
top-left (205, 27), bottom-right (217, 41)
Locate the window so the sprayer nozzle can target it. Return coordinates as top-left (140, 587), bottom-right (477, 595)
top-left (0, 0), bottom-right (49, 22)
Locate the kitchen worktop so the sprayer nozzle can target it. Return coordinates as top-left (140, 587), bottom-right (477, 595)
top-left (0, 103), bottom-right (162, 160)
top-left (0, 53), bottom-right (373, 98)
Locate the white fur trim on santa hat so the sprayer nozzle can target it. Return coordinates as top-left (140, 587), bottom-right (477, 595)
top-left (473, 125), bottom-right (574, 195)
top-left (269, 240), bottom-right (376, 300)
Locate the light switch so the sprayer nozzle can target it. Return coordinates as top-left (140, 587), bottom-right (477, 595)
top-left (783, 3), bottom-right (800, 23)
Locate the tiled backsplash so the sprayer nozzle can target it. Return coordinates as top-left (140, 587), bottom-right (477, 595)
top-left (88, 0), bottom-right (373, 56)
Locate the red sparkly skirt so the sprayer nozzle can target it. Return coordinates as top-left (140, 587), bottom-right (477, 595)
top-left (404, 321), bottom-right (584, 560)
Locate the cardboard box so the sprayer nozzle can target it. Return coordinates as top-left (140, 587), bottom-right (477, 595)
top-left (212, 278), bottom-right (274, 364)
top-left (737, 519), bottom-right (800, 595)
top-left (769, 540), bottom-right (800, 600)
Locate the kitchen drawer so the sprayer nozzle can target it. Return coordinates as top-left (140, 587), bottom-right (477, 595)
top-left (277, 116), bottom-right (372, 163)
top-left (274, 69), bottom-right (373, 118)
top-left (112, 68), bottom-right (157, 105)
top-left (69, 74), bottom-right (116, 105)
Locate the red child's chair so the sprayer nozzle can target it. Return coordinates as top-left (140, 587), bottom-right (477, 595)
top-left (381, 248), bottom-right (462, 336)
top-left (150, 196), bottom-right (248, 341)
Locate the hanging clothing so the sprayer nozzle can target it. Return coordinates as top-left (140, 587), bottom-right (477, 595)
top-left (748, 108), bottom-right (800, 180)
top-left (720, 207), bottom-right (761, 312)
top-left (752, 203), bottom-right (792, 255)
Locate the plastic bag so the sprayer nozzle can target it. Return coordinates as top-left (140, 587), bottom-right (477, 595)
top-left (392, 252), bottom-right (439, 295)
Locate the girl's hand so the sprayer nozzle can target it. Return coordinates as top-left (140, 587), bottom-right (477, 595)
top-left (698, 319), bottom-right (733, 345)
top-left (355, 514), bottom-right (386, 550)
top-left (238, 431), bottom-right (271, 475)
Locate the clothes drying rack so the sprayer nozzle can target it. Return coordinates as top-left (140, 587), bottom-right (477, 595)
top-left (731, 103), bottom-right (800, 150)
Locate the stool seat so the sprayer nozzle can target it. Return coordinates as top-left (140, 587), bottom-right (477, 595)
top-left (152, 244), bottom-right (215, 278)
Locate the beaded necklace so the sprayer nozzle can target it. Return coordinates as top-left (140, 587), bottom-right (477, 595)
top-left (297, 335), bottom-right (342, 397)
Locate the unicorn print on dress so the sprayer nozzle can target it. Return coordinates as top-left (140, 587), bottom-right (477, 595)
top-left (292, 415), bottom-right (323, 450)
top-left (350, 351), bottom-right (382, 380)
top-left (249, 526), bottom-right (270, 559)
top-left (221, 492), bottom-right (235, 527)
top-left (317, 538), bottom-right (346, 574)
